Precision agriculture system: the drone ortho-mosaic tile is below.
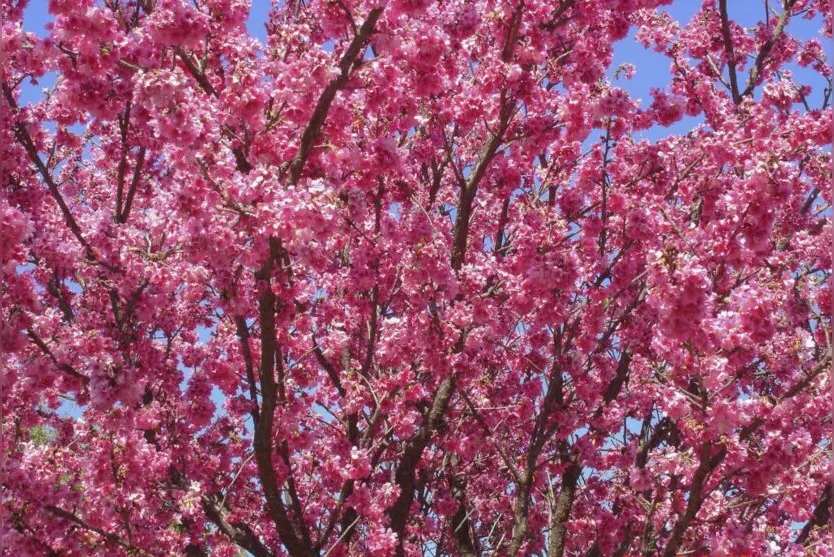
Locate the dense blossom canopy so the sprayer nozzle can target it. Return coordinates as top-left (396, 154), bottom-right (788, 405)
top-left (1, 0), bottom-right (832, 555)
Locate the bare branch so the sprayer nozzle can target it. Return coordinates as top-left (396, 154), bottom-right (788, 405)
top-left (119, 146), bottom-right (146, 224)
top-left (235, 315), bottom-right (261, 424)
top-left (718, 0), bottom-right (742, 104)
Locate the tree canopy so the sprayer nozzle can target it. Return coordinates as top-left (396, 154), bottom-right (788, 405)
top-left (1, 0), bottom-right (832, 555)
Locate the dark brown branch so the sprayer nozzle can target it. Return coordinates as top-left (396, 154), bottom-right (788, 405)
top-left (801, 188), bottom-right (820, 215)
top-left (119, 146), bottom-right (146, 223)
top-left (201, 493), bottom-right (274, 557)
top-left (636, 417), bottom-right (677, 469)
top-left (173, 49), bottom-right (252, 174)
top-left (176, 48), bottom-right (217, 97)
top-left (45, 505), bottom-right (148, 555)
top-left (279, 439), bottom-right (315, 551)
top-left (47, 270), bottom-right (75, 323)
top-left (388, 17), bottom-right (522, 547)
top-left (494, 196), bottom-right (511, 257)
top-left (315, 478), bottom-right (356, 551)
top-left (508, 466), bottom-right (535, 554)
top-left (387, 374), bottom-right (455, 556)
top-left (739, 0), bottom-right (799, 100)
top-left (312, 340), bottom-right (347, 397)
top-left (659, 354), bottom-right (830, 555)
top-left (260, 16), bottom-right (385, 548)
top-left (501, 2), bottom-right (524, 63)
top-left (541, 0), bottom-right (577, 31)
top-left (460, 389), bottom-right (521, 482)
top-left (718, 0), bottom-right (742, 104)
top-left (795, 483), bottom-right (832, 545)
top-left (235, 315), bottom-right (260, 424)
top-left (451, 93), bottom-right (515, 271)
top-left (252, 240), bottom-right (314, 557)
top-left (319, 189), bottom-right (381, 547)
top-left (123, 279), bottom-right (148, 327)
top-left (286, 8), bottom-right (384, 186)
top-left (509, 330), bottom-right (565, 553)
top-left (3, 82), bottom-right (97, 262)
top-left (660, 443), bottom-right (713, 557)
top-left (427, 157), bottom-right (449, 209)
top-left (361, 184), bottom-right (384, 376)
top-left (449, 467), bottom-right (478, 557)
top-left (27, 329), bottom-right (89, 384)
top-left (548, 462), bottom-right (581, 557)
top-left (185, 544), bottom-right (208, 557)
top-left (9, 512), bottom-right (61, 556)
top-left (115, 101), bottom-right (132, 220)
top-left (781, 355), bottom-right (830, 400)
top-left (602, 349), bottom-right (631, 405)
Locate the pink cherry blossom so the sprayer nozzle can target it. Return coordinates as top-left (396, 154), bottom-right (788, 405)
top-left (1, 0), bottom-right (831, 556)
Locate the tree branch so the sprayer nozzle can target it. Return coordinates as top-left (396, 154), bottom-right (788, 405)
top-left (45, 505), bottom-right (149, 555)
top-left (387, 374), bottom-right (455, 555)
top-left (115, 101), bottom-right (132, 220)
top-left (201, 493), bottom-right (274, 557)
top-left (118, 146), bottom-right (146, 224)
top-left (235, 315), bottom-right (261, 425)
top-left (660, 354), bottom-right (831, 555)
top-left (252, 240), bottom-right (315, 557)
top-left (548, 461), bottom-right (581, 557)
top-left (449, 467), bottom-right (479, 557)
top-left (795, 483), bottom-right (832, 545)
top-left (451, 93), bottom-right (514, 271)
top-left (660, 443), bottom-right (714, 557)
top-left (285, 8), bottom-right (384, 186)
top-left (27, 329), bottom-right (89, 384)
top-left (3, 82), bottom-right (97, 262)
top-left (740, 0), bottom-right (799, 99)
top-left (718, 0), bottom-right (742, 104)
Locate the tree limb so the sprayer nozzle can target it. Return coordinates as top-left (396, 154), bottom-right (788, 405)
top-left (201, 493), bottom-right (274, 557)
top-left (718, 0), bottom-right (742, 104)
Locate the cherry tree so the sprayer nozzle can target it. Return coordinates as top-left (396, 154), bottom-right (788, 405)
top-left (1, 0), bottom-right (832, 555)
